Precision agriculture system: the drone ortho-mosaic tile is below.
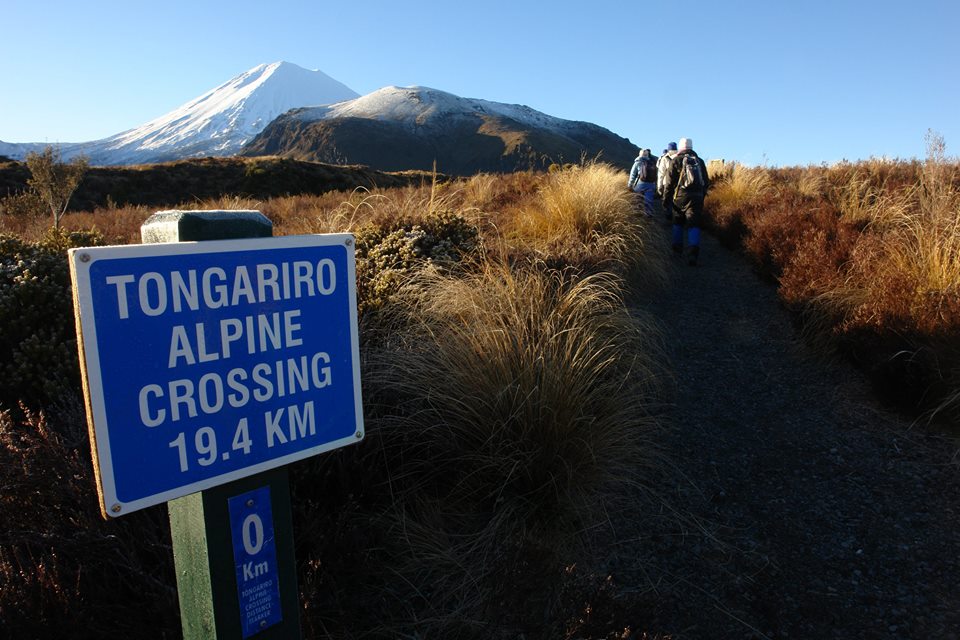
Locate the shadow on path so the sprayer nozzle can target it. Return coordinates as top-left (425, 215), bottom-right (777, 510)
top-left (604, 213), bottom-right (960, 639)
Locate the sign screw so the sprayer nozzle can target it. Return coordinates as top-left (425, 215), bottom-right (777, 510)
top-left (246, 499), bottom-right (255, 508)
top-left (344, 238), bottom-right (353, 247)
top-left (260, 620), bottom-right (268, 628)
top-left (79, 253), bottom-right (91, 263)
top-left (111, 504), bottom-right (121, 513)
top-left (355, 431), bottom-right (363, 439)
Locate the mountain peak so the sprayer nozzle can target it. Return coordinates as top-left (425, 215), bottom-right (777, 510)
top-left (43, 62), bottom-right (360, 165)
top-left (294, 84), bottom-right (576, 135)
top-left (248, 85), bottom-right (634, 175)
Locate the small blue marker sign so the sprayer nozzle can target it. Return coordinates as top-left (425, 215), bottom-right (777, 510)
top-left (229, 486), bottom-right (283, 637)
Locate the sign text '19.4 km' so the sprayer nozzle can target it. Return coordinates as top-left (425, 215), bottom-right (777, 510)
top-left (70, 235), bottom-right (363, 517)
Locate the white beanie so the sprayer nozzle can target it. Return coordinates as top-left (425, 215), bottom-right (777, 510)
top-left (679, 138), bottom-right (693, 151)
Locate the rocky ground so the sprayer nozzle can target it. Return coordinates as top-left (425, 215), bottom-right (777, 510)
top-left (575, 214), bottom-right (960, 639)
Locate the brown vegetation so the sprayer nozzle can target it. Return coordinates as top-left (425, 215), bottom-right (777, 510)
top-left (705, 134), bottom-right (960, 422)
top-left (0, 161), bottom-right (666, 638)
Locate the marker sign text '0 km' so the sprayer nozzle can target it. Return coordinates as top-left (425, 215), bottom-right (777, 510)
top-left (69, 234), bottom-right (364, 517)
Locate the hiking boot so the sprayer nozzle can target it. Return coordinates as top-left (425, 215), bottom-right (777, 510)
top-left (687, 246), bottom-right (700, 267)
top-left (672, 244), bottom-right (683, 259)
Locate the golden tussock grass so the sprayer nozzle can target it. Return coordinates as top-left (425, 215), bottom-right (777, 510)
top-left (369, 262), bottom-right (663, 520)
top-left (818, 137), bottom-right (960, 333)
top-left (354, 261), bottom-right (664, 632)
top-left (705, 163), bottom-right (774, 214)
top-left (796, 167), bottom-right (828, 199)
top-left (509, 161), bottom-right (665, 285)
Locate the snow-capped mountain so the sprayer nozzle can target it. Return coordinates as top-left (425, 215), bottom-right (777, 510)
top-left (292, 86), bottom-right (579, 133)
top-left (0, 62), bottom-right (358, 165)
top-left (1, 68), bottom-right (637, 174)
top-left (243, 86), bottom-right (637, 175)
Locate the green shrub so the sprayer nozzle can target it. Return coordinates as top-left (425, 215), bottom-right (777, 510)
top-left (354, 209), bottom-right (481, 314)
top-left (0, 228), bottom-right (104, 408)
top-left (0, 190), bottom-right (46, 218)
top-left (25, 146), bottom-right (89, 229)
top-left (0, 403), bottom-right (177, 639)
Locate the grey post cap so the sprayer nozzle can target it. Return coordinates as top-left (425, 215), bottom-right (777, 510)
top-left (141, 210), bottom-right (273, 243)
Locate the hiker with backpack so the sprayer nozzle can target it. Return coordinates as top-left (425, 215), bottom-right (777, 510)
top-left (627, 148), bottom-right (658, 217)
top-left (663, 137), bottom-right (710, 266)
top-left (657, 141), bottom-right (679, 220)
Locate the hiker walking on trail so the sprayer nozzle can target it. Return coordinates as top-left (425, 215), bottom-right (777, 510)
top-left (663, 137), bottom-right (710, 266)
top-left (657, 141), bottom-right (679, 220)
top-left (627, 148), bottom-right (658, 217)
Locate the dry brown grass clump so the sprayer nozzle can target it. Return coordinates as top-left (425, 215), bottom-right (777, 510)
top-left (510, 161), bottom-right (665, 285)
top-left (301, 261), bottom-right (664, 637)
top-left (706, 164), bottom-right (774, 216)
top-left (371, 263), bottom-right (662, 522)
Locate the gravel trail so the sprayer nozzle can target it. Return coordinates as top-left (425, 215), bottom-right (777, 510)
top-left (595, 218), bottom-right (960, 639)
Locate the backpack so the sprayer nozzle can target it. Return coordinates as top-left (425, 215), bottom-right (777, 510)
top-left (677, 154), bottom-right (705, 191)
top-left (639, 157), bottom-right (657, 183)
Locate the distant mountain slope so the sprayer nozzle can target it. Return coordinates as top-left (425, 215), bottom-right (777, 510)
top-left (0, 62), bottom-right (358, 166)
top-left (242, 86), bottom-right (637, 175)
top-left (0, 155), bottom-right (436, 211)
top-left (0, 141), bottom-right (50, 159)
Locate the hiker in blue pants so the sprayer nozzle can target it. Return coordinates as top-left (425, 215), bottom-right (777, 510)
top-left (627, 148), bottom-right (658, 217)
top-left (663, 138), bottom-right (710, 266)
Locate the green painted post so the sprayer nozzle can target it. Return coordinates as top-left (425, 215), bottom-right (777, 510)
top-left (141, 210), bottom-right (301, 640)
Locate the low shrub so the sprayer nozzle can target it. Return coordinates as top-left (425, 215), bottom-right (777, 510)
top-left (0, 228), bottom-right (104, 410)
top-left (0, 189), bottom-right (45, 218)
top-left (0, 403), bottom-right (177, 639)
top-left (355, 209), bottom-right (482, 315)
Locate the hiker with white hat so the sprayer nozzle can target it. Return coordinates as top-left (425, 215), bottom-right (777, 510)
top-left (662, 137), bottom-right (710, 266)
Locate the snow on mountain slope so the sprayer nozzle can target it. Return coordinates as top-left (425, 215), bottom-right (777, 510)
top-left (103, 62), bottom-right (359, 161)
top-left (294, 86), bottom-right (580, 134)
top-left (1, 62), bottom-right (358, 165)
top-left (0, 141), bottom-right (52, 159)
top-left (246, 85), bottom-right (637, 175)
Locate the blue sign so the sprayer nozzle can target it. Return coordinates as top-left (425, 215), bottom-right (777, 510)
top-left (228, 486), bottom-right (283, 638)
top-left (70, 235), bottom-right (363, 517)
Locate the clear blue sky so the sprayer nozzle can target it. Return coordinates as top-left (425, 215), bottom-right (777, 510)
top-left (2, 0), bottom-right (957, 166)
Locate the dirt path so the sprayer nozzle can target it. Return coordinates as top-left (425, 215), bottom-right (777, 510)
top-left (595, 218), bottom-right (960, 639)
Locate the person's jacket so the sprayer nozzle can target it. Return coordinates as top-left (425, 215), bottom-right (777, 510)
top-left (627, 152), bottom-right (659, 189)
top-left (663, 149), bottom-right (710, 200)
top-left (656, 150), bottom-right (677, 195)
